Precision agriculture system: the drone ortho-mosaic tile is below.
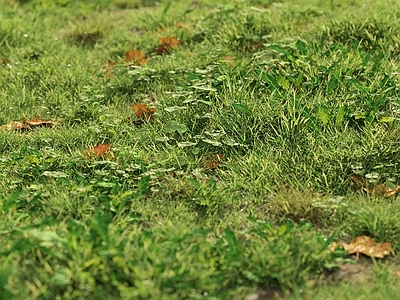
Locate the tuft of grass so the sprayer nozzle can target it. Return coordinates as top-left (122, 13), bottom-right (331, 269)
top-left (319, 17), bottom-right (399, 52)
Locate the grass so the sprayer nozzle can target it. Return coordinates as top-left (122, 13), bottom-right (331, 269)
top-left (1, 0), bottom-right (400, 298)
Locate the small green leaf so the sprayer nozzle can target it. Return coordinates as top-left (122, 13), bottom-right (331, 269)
top-left (24, 156), bottom-right (40, 165)
top-left (96, 182), bottom-right (116, 188)
top-left (327, 76), bottom-right (338, 93)
top-left (232, 103), bottom-right (253, 116)
top-left (295, 39), bottom-right (308, 55)
top-left (295, 72), bottom-right (305, 88)
top-left (177, 155), bottom-right (187, 167)
top-left (161, 1), bottom-right (172, 17)
top-left (177, 142), bottom-right (197, 148)
top-left (43, 171), bottom-right (68, 178)
top-left (191, 147), bottom-right (200, 155)
top-left (386, 181), bottom-right (397, 189)
top-left (191, 85), bottom-right (217, 92)
top-left (197, 100), bottom-right (212, 105)
top-left (261, 72), bottom-right (280, 90)
top-left (335, 106), bottom-right (347, 129)
top-left (164, 106), bottom-right (187, 113)
top-left (222, 137), bottom-right (239, 146)
top-left (277, 224), bottom-right (288, 235)
top-left (28, 228), bottom-right (66, 247)
top-left (155, 136), bottom-right (170, 142)
top-left (3, 189), bottom-right (21, 212)
top-left (354, 113), bottom-right (366, 120)
top-left (350, 78), bottom-right (369, 93)
top-left (316, 106), bottom-right (331, 125)
top-left (379, 116), bottom-right (394, 123)
top-left (202, 139), bottom-right (222, 146)
top-left (53, 268), bottom-right (72, 286)
top-left (278, 76), bottom-right (290, 90)
top-left (164, 120), bottom-right (188, 134)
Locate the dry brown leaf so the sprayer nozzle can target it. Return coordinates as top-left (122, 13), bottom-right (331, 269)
top-left (0, 121), bottom-right (30, 131)
top-left (204, 154), bottom-right (223, 170)
top-left (365, 184), bottom-right (399, 198)
top-left (367, 184), bottom-right (385, 196)
top-left (349, 176), bottom-right (399, 198)
top-left (0, 118), bottom-right (54, 131)
top-left (103, 61), bottom-right (117, 76)
top-left (252, 42), bottom-right (263, 50)
top-left (25, 118), bottom-right (53, 127)
top-left (384, 185), bottom-right (399, 198)
top-left (160, 37), bottom-right (180, 48)
top-left (222, 56), bottom-right (236, 65)
top-left (329, 241), bottom-right (340, 252)
top-left (342, 236), bottom-right (392, 259)
top-left (124, 49), bottom-right (148, 65)
top-left (155, 37), bottom-right (180, 54)
top-left (222, 56), bottom-right (235, 62)
top-left (242, 42), bottom-right (263, 52)
top-left (133, 103), bottom-right (156, 119)
top-left (349, 175), bottom-right (363, 186)
top-left (84, 144), bottom-right (112, 159)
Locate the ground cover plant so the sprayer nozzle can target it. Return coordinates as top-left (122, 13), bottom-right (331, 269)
top-left (1, 0), bottom-right (400, 298)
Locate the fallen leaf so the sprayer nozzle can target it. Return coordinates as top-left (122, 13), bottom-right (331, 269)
top-left (204, 154), bottom-right (223, 170)
top-left (0, 121), bottom-right (30, 131)
top-left (101, 60), bottom-right (117, 76)
top-left (222, 55), bottom-right (235, 62)
top-left (133, 103), bottom-right (156, 120)
top-left (366, 183), bottom-right (399, 197)
top-left (329, 241), bottom-right (340, 252)
top-left (341, 236), bottom-right (392, 260)
top-left (349, 175), bottom-right (363, 186)
top-left (0, 118), bottom-right (54, 131)
top-left (395, 271), bottom-right (400, 277)
top-left (241, 42), bottom-right (263, 52)
top-left (123, 49), bottom-right (148, 65)
top-left (221, 56), bottom-right (236, 65)
top-left (160, 37), bottom-right (180, 48)
top-left (349, 176), bottom-right (399, 198)
top-left (155, 37), bottom-right (180, 54)
top-left (164, 120), bottom-right (187, 133)
top-left (384, 185), bottom-right (399, 197)
top-left (25, 118), bottom-right (53, 127)
top-left (252, 42), bottom-right (263, 50)
top-left (84, 144), bottom-right (112, 159)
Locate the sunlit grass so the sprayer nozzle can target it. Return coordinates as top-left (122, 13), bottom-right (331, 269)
top-left (1, 0), bottom-right (400, 298)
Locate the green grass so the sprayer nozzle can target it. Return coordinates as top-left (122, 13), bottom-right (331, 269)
top-left (1, 0), bottom-right (400, 298)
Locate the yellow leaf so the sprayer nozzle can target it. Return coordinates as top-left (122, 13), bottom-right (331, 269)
top-left (84, 144), bottom-right (112, 159)
top-left (124, 49), bottom-right (148, 65)
top-left (342, 236), bottom-right (392, 259)
top-left (133, 103), bottom-right (156, 119)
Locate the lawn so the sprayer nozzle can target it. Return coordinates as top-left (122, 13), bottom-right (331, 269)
top-left (1, 0), bottom-right (400, 299)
